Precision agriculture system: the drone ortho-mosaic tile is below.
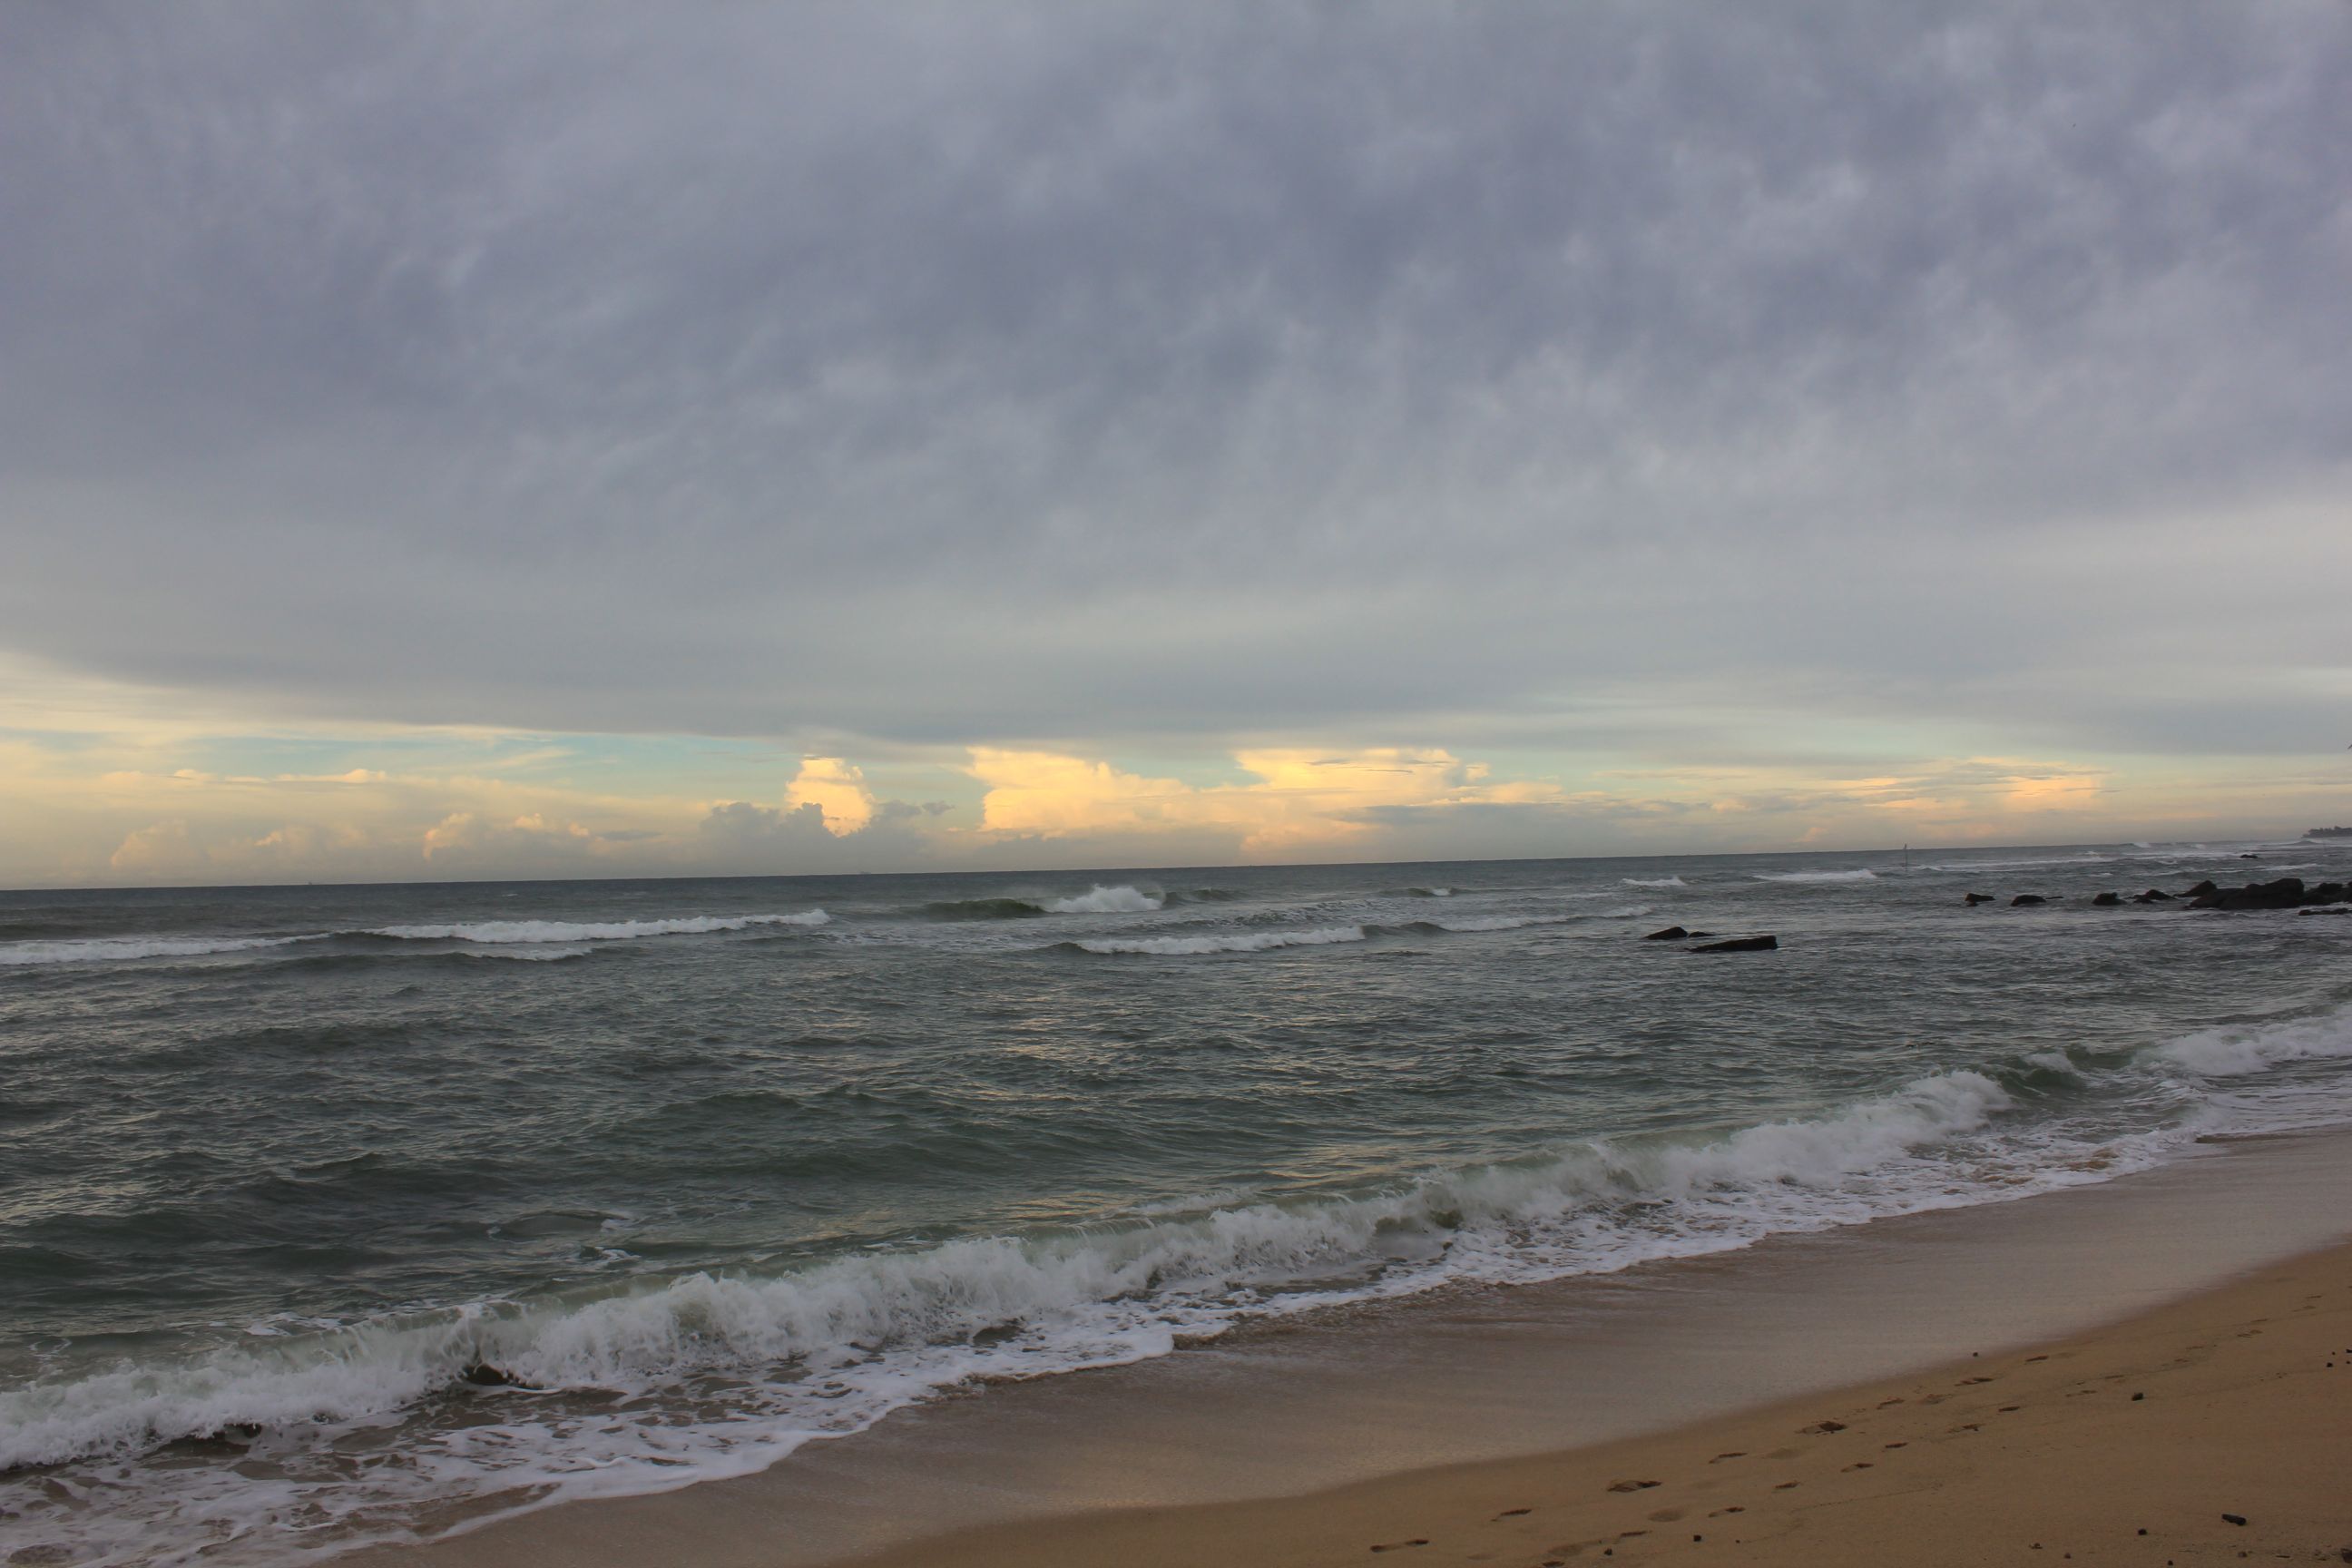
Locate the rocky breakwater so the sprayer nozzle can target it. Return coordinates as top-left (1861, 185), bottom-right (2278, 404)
top-left (2182, 876), bottom-right (2350, 913)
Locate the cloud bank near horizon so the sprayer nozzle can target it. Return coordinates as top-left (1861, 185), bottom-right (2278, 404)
top-left (1, 2), bottom-right (2347, 882)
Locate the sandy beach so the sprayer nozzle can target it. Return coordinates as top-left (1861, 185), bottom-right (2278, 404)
top-left (848, 1239), bottom-right (2352, 1568)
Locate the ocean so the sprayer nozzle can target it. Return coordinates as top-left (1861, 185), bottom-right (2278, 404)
top-left (4, 841), bottom-right (2350, 1565)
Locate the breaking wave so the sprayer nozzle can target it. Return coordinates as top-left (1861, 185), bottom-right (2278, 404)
top-left (1074, 926), bottom-right (1367, 956)
top-left (1622, 877), bottom-right (1686, 887)
top-left (13, 995), bottom-right (2352, 1565)
top-left (0, 1063), bottom-right (2153, 1495)
top-left (0, 934), bottom-right (328, 967)
top-left (370, 913), bottom-right (829, 944)
top-left (1752, 868), bottom-right (1877, 884)
top-left (1041, 885), bottom-right (1163, 915)
top-left (2151, 1008), bottom-right (2352, 1077)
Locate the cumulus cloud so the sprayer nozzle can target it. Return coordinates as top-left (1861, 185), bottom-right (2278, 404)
top-left (783, 757), bottom-right (877, 836)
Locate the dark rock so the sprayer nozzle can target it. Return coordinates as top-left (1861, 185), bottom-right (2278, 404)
top-left (2221, 1514), bottom-right (2247, 1526)
top-left (2190, 877), bottom-right (2308, 911)
top-left (1687, 930), bottom-right (1716, 939)
top-left (1964, 892), bottom-right (1996, 905)
top-left (1691, 935), bottom-right (1778, 953)
top-left (2134, 888), bottom-right (2175, 903)
top-left (1644, 926), bottom-right (1689, 941)
top-left (2239, 853), bottom-right (2259, 859)
top-left (2300, 906), bottom-right (2351, 917)
top-left (2091, 892), bottom-right (2122, 906)
top-left (2182, 880), bottom-right (2219, 897)
top-left (461, 1362), bottom-right (532, 1388)
top-left (2010, 895), bottom-right (2048, 906)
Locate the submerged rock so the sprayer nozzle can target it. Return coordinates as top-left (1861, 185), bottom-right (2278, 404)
top-left (1964, 892), bottom-right (1996, 905)
top-left (1691, 934), bottom-right (1778, 953)
top-left (2133, 888), bottom-right (2175, 903)
top-left (2091, 892), bottom-right (2122, 906)
top-left (1644, 926), bottom-right (1690, 941)
top-left (2182, 880), bottom-right (2218, 897)
top-left (2010, 894), bottom-right (2049, 906)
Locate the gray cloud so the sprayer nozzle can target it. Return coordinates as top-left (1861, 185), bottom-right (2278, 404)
top-left (2, 1), bottom-right (2347, 760)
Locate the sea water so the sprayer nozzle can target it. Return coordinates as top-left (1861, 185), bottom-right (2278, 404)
top-left (3, 842), bottom-right (2349, 1563)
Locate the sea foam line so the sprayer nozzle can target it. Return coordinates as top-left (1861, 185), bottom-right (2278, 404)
top-left (1075, 925), bottom-right (1367, 956)
top-left (369, 912), bottom-right (829, 944)
top-left (0, 934), bottom-right (331, 967)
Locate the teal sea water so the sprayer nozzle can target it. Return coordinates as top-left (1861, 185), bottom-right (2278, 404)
top-left (5, 841), bottom-right (2351, 1563)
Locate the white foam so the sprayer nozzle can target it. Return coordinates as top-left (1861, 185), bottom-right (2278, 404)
top-left (1, 1045), bottom-right (2312, 1567)
top-left (1752, 868), bottom-right (1877, 883)
top-left (371, 912), bottom-right (828, 944)
top-left (2152, 1009), bottom-right (2352, 1077)
top-left (457, 946), bottom-right (595, 963)
top-left (0, 934), bottom-right (328, 967)
top-left (1041, 885), bottom-right (1163, 914)
top-left (1433, 906), bottom-right (1649, 933)
top-left (1622, 876), bottom-right (1686, 887)
top-left (1076, 925), bottom-right (1367, 956)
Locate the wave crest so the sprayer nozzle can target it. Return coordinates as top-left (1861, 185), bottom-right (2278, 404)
top-left (1041, 885), bottom-right (1163, 915)
top-left (1074, 926), bottom-right (1366, 956)
top-left (0, 934), bottom-right (328, 967)
top-left (371, 913), bottom-right (828, 944)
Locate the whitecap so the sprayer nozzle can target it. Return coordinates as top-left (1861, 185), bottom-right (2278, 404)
top-left (370, 912), bottom-right (828, 944)
top-left (1076, 926), bottom-right (1367, 956)
top-left (0, 934), bottom-right (330, 967)
top-left (1040, 885), bottom-right (1163, 915)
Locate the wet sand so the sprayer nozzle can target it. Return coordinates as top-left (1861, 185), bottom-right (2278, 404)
top-left (847, 1235), bottom-right (2352, 1568)
top-left (351, 1131), bottom-right (2352, 1568)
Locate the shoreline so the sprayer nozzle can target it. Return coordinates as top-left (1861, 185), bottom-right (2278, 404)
top-left (349, 1127), bottom-right (2352, 1568)
top-left (843, 1234), bottom-right (2352, 1568)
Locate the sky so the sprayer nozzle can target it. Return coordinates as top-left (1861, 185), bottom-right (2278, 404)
top-left (2, 1), bottom-right (2347, 887)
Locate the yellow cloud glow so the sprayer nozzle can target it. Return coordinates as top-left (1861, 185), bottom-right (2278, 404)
top-left (784, 757), bottom-right (877, 836)
top-left (968, 746), bottom-right (1569, 852)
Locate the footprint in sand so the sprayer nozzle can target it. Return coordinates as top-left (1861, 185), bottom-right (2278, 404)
top-left (1647, 1509), bottom-right (1684, 1523)
top-left (1367, 1539), bottom-right (1429, 1553)
top-left (1774, 1482), bottom-right (1801, 1491)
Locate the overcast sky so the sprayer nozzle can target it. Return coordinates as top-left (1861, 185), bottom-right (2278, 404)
top-left (2, 1), bottom-right (2347, 886)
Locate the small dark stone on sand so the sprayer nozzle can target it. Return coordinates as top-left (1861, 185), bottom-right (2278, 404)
top-left (2221, 1513), bottom-right (2247, 1526)
top-left (2132, 1391), bottom-right (2144, 1400)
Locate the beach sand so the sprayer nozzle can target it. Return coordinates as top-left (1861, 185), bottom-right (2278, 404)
top-left (846, 1240), bottom-right (2352, 1568)
top-left (352, 1135), bottom-right (2352, 1568)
